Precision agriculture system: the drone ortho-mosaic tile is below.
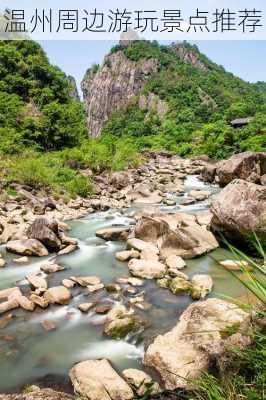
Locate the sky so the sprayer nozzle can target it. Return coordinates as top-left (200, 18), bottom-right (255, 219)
top-left (40, 40), bottom-right (266, 98)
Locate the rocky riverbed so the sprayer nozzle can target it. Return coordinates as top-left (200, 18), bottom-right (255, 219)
top-left (0, 151), bottom-right (265, 399)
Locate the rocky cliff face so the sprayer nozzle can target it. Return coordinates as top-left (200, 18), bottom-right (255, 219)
top-left (82, 50), bottom-right (158, 138)
top-left (81, 41), bottom-right (212, 138)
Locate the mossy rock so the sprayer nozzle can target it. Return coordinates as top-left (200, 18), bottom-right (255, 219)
top-left (104, 316), bottom-right (141, 339)
top-left (169, 277), bottom-right (192, 295)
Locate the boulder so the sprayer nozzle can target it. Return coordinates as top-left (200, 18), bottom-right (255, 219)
top-left (104, 305), bottom-right (141, 339)
top-left (78, 303), bottom-right (94, 313)
top-left (6, 239), bottom-right (49, 257)
top-left (128, 259), bottom-right (166, 279)
top-left (27, 218), bottom-right (61, 252)
top-left (189, 190), bottom-right (210, 201)
top-left (71, 276), bottom-right (101, 287)
top-left (26, 274), bottom-right (47, 290)
top-left (144, 298), bottom-right (249, 390)
top-left (169, 277), bottom-right (191, 295)
top-left (0, 299), bottom-right (19, 314)
top-left (115, 250), bottom-right (140, 262)
top-left (96, 227), bottom-right (130, 241)
top-left (58, 244), bottom-right (78, 255)
top-left (127, 238), bottom-right (159, 254)
top-left (132, 215), bottom-right (218, 260)
top-left (216, 152), bottom-right (266, 186)
top-left (110, 171), bottom-right (131, 189)
top-left (134, 216), bottom-right (169, 244)
top-left (41, 263), bottom-right (65, 274)
top-left (211, 179), bottom-right (266, 243)
top-left (29, 294), bottom-right (49, 309)
top-left (16, 295), bottom-right (35, 311)
top-left (165, 255), bottom-right (186, 271)
top-left (219, 260), bottom-right (249, 271)
top-left (122, 369), bottom-right (161, 396)
top-left (69, 359), bottom-right (134, 400)
top-left (62, 279), bottom-right (76, 289)
top-left (44, 286), bottom-right (71, 305)
top-left (191, 274), bottom-right (213, 300)
top-left (201, 164), bottom-right (217, 183)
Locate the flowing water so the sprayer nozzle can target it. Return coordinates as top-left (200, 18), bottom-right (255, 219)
top-left (0, 176), bottom-right (250, 392)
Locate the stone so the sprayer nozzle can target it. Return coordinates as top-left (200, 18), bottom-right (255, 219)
top-left (87, 283), bottom-right (104, 293)
top-left (0, 258), bottom-right (5, 268)
top-left (105, 284), bottom-right (121, 293)
top-left (122, 369), bottom-right (161, 396)
top-left (27, 218), bottom-right (61, 252)
top-left (196, 212), bottom-right (213, 227)
top-left (13, 256), bottom-right (29, 264)
top-left (69, 359), bottom-right (134, 400)
top-left (95, 304), bottom-right (112, 314)
top-left (216, 152), bottom-right (266, 186)
top-left (211, 179), bottom-right (266, 243)
top-left (128, 259), bottom-right (166, 279)
top-left (201, 164), bottom-right (217, 183)
top-left (58, 244), bottom-right (78, 255)
top-left (0, 388), bottom-right (73, 400)
top-left (26, 274), bottom-right (47, 290)
top-left (189, 190), bottom-right (210, 201)
top-left (140, 249), bottom-right (159, 261)
top-left (0, 299), bottom-right (19, 314)
top-left (96, 227), bottom-right (130, 241)
top-left (29, 294), bottom-right (49, 309)
top-left (219, 260), bottom-right (250, 271)
top-left (191, 274), bottom-right (213, 300)
top-left (0, 287), bottom-right (22, 300)
top-left (127, 238), bottom-right (159, 254)
top-left (165, 255), bottom-right (186, 271)
top-left (144, 298), bottom-right (250, 390)
top-left (44, 286), bottom-right (71, 305)
top-left (261, 174), bottom-right (266, 185)
top-left (115, 250), bottom-right (140, 262)
top-left (169, 277), bottom-right (191, 295)
top-left (16, 296), bottom-right (35, 311)
top-left (134, 216), bottom-right (169, 244)
top-left (62, 279), bottom-right (76, 289)
top-left (78, 303), bottom-right (94, 313)
top-left (6, 239), bottom-right (49, 257)
top-left (71, 276), bottom-right (101, 287)
top-left (41, 319), bottom-right (57, 331)
top-left (126, 277), bottom-right (144, 287)
top-left (40, 263), bottom-right (65, 274)
top-left (104, 316), bottom-right (140, 339)
top-left (110, 171), bottom-right (131, 189)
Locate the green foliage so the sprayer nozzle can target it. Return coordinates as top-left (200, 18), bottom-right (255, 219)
top-left (0, 40), bottom-right (86, 152)
top-left (103, 40), bottom-right (266, 159)
top-left (4, 151), bottom-right (93, 198)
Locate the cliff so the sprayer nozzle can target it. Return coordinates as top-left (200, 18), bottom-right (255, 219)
top-left (82, 50), bottom-right (158, 138)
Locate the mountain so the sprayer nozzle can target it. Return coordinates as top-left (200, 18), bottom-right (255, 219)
top-left (82, 40), bottom-right (266, 158)
top-left (0, 40), bottom-right (86, 153)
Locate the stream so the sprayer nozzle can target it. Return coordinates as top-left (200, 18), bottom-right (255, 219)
top-left (0, 176), bottom-right (250, 393)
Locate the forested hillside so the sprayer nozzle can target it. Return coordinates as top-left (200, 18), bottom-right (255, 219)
top-left (0, 40), bottom-right (86, 153)
top-left (97, 41), bottom-right (266, 158)
top-left (0, 39), bottom-right (265, 199)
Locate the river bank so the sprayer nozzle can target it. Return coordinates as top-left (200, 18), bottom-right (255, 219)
top-left (0, 151), bottom-right (265, 398)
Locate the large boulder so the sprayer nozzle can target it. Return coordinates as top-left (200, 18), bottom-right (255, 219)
top-left (6, 239), bottom-right (49, 257)
top-left (144, 298), bottom-right (249, 390)
top-left (211, 179), bottom-right (266, 244)
top-left (69, 359), bottom-right (134, 400)
top-left (216, 152), bottom-right (266, 186)
top-left (133, 215), bottom-right (218, 260)
top-left (27, 218), bottom-right (61, 252)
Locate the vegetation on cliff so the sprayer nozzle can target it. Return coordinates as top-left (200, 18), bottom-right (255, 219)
top-left (101, 41), bottom-right (266, 158)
